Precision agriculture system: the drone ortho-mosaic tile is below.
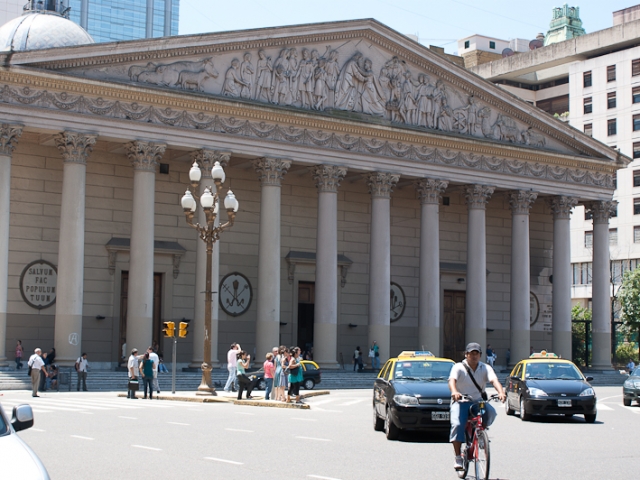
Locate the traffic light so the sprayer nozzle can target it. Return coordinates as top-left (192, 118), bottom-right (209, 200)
top-left (178, 321), bottom-right (189, 338)
top-left (163, 321), bottom-right (175, 338)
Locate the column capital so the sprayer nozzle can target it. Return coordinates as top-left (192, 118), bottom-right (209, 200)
top-left (0, 123), bottom-right (23, 156)
top-left (365, 172), bottom-right (400, 198)
top-left (507, 190), bottom-right (538, 215)
top-left (252, 157), bottom-right (291, 186)
top-left (464, 184), bottom-right (495, 209)
top-left (191, 149), bottom-right (230, 178)
top-left (586, 200), bottom-right (618, 224)
top-left (54, 132), bottom-right (97, 165)
top-left (415, 178), bottom-right (448, 205)
top-left (311, 165), bottom-right (347, 193)
top-left (547, 196), bottom-right (577, 220)
top-left (126, 141), bottom-right (166, 172)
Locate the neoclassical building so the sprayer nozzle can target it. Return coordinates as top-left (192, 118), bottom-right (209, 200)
top-left (0, 11), bottom-right (626, 370)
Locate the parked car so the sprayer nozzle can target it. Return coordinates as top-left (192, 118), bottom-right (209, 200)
top-left (253, 360), bottom-right (322, 391)
top-left (0, 402), bottom-right (50, 479)
top-left (504, 351), bottom-right (597, 423)
top-left (623, 366), bottom-right (640, 406)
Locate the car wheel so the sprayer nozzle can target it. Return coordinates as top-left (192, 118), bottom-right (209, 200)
top-left (564, 413), bottom-right (574, 417)
top-left (257, 379), bottom-right (266, 391)
top-left (303, 378), bottom-right (315, 390)
top-left (373, 408), bottom-right (384, 431)
top-left (584, 413), bottom-right (596, 423)
top-left (384, 407), bottom-right (400, 440)
top-left (623, 398), bottom-right (631, 407)
top-left (519, 397), bottom-right (531, 421)
top-left (505, 397), bottom-right (515, 416)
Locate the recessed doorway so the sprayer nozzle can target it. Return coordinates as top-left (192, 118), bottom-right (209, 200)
top-left (443, 290), bottom-right (466, 362)
top-left (297, 282), bottom-right (315, 351)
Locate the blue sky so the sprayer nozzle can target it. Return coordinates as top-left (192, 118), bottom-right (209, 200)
top-left (179, 1), bottom-right (635, 53)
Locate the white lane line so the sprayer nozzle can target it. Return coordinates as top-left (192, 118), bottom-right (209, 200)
top-left (167, 422), bottom-right (190, 426)
top-left (305, 399), bottom-right (336, 407)
top-left (295, 436), bottom-right (331, 442)
top-left (312, 408), bottom-right (342, 413)
top-left (235, 412), bottom-right (255, 415)
top-left (204, 457), bottom-right (243, 465)
top-left (119, 416), bottom-right (138, 420)
top-left (622, 406), bottom-right (640, 414)
top-left (292, 417), bottom-right (317, 421)
top-left (337, 399), bottom-right (366, 406)
top-left (70, 435), bottom-right (94, 440)
top-left (599, 394), bottom-right (622, 401)
top-left (225, 428), bottom-right (254, 433)
top-left (78, 412), bottom-right (94, 415)
top-left (132, 445), bottom-right (162, 451)
top-left (30, 428), bottom-right (46, 432)
top-left (308, 475), bottom-right (341, 480)
top-left (597, 404), bottom-right (614, 411)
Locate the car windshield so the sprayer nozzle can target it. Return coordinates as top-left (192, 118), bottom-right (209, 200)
top-left (0, 406), bottom-right (8, 436)
top-left (393, 360), bottom-right (453, 381)
top-left (524, 363), bottom-right (583, 380)
top-left (632, 367), bottom-right (640, 377)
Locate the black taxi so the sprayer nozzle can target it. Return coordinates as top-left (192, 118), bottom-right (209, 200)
top-left (373, 351), bottom-right (455, 440)
top-left (504, 351), bottom-right (597, 423)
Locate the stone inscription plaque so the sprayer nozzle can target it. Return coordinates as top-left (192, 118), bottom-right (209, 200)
top-left (20, 260), bottom-right (57, 310)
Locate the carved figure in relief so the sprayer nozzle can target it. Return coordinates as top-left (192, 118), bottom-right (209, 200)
top-left (135, 58), bottom-right (218, 88)
top-left (254, 50), bottom-right (273, 102)
top-left (313, 57), bottom-right (328, 110)
top-left (437, 98), bottom-right (454, 131)
top-left (359, 59), bottom-right (386, 117)
top-left (271, 49), bottom-right (291, 104)
top-left (324, 49), bottom-right (340, 107)
top-left (415, 73), bottom-right (434, 128)
top-left (288, 48), bottom-right (299, 102)
top-left (335, 53), bottom-right (365, 111)
top-left (296, 49), bottom-right (315, 108)
top-left (401, 71), bottom-right (418, 125)
top-left (457, 95), bottom-right (480, 135)
top-left (493, 114), bottom-right (521, 143)
top-left (128, 62), bottom-right (157, 81)
top-left (521, 127), bottom-right (546, 147)
top-left (177, 58), bottom-right (219, 92)
top-left (240, 53), bottom-right (254, 99)
top-left (222, 59), bottom-right (249, 98)
top-left (386, 76), bottom-right (403, 122)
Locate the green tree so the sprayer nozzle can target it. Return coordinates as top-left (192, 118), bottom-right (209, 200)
top-left (618, 267), bottom-right (640, 363)
top-left (572, 305), bottom-right (592, 366)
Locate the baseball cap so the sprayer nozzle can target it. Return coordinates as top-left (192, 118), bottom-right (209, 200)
top-left (465, 342), bottom-right (482, 354)
top-left (131, 348), bottom-right (138, 354)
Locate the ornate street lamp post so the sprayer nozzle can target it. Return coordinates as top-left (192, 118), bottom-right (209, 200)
top-left (181, 160), bottom-right (239, 394)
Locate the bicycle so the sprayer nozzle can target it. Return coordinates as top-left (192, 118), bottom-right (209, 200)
top-left (456, 393), bottom-right (500, 480)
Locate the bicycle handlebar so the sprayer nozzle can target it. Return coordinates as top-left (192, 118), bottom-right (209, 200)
top-left (458, 393), bottom-right (501, 402)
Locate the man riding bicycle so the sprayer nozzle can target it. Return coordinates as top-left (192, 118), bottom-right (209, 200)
top-left (448, 342), bottom-right (506, 471)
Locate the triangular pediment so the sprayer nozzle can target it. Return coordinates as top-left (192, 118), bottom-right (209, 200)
top-left (4, 19), bottom-right (626, 164)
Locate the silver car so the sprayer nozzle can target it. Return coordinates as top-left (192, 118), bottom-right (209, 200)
top-left (0, 402), bottom-right (50, 479)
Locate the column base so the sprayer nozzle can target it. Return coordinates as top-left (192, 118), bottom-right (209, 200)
top-left (418, 326), bottom-right (441, 357)
top-left (510, 329), bottom-right (530, 366)
top-left (552, 330), bottom-right (572, 361)
top-left (591, 331), bottom-right (612, 369)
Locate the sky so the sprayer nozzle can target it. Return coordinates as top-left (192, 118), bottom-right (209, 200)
top-left (178, 0), bottom-right (636, 54)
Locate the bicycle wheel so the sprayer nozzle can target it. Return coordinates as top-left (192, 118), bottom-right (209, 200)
top-left (474, 430), bottom-right (490, 480)
top-left (457, 443), bottom-right (469, 479)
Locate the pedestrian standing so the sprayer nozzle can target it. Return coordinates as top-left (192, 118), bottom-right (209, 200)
top-left (27, 348), bottom-right (47, 397)
top-left (357, 347), bottom-right (364, 372)
top-left (505, 348), bottom-right (511, 366)
top-left (371, 341), bottom-right (380, 370)
top-left (224, 343), bottom-right (239, 392)
top-left (286, 347), bottom-right (303, 404)
top-left (47, 348), bottom-right (56, 365)
top-left (353, 346), bottom-right (358, 371)
top-left (75, 353), bottom-right (89, 391)
top-left (278, 346), bottom-right (289, 401)
top-left (236, 350), bottom-right (258, 400)
top-left (263, 352), bottom-right (275, 400)
top-left (39, 352), bottom-right (48, 391)
top-left (158, 353), bottom-right (169, 373)
top-left (15, 340), bottom-right (23, 370)
top-left (141, 352), bottom-right (155, 400)
top-left (127, 348), bottom-right (139, 399)
top-left (273, 346), bottom-right (285, 401)
top-left (147, 347), bottom-right (160, 394)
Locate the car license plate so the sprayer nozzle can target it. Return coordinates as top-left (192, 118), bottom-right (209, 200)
top-left (431, 411), bottom-right (449, 421)
top-left (558, 399), bottom-right (572, 407)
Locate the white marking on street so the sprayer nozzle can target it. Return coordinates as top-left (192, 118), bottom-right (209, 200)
top-left (235, 412), bottom-right (255, 415)
top-left (337, 399), bottom-right (367, 406)
top-left (308, 475), bottom-right (342, 480)
top-left (204, 457), bottom-right (243, 465)
top-left (78, 411), bottom-right (93, 415)
top-left (30, 409), bottom-right (53, 414)
top-left (132, 445), bottom-right (162, 451)
top-left (597, 404), bottom-right (614, 411)
top-left (622, 406), bottom-right (640, 414)
top-left (30, 428), bottom-right (45, 432)
top-left (225, 428), bottom-right (254, 432)
top-left (599, 394), bottom-right (622, 402)
top-left (305, 398), bottom-right (337, 406)
top-left (292, 417), bottom-right (317, 421)
top-left (167, 422), bottom-right (190, 425)
top-left (71, 435), bottom-right (94, 440)
top-left (119, 416), bottom-right (138, 420)
top-left (296, 436), bottom-right (331, 442)
top-left (312, 408), bottom-right (342, 413)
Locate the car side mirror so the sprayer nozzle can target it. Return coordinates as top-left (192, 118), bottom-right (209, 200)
top-left (11, 404), bottom-right (34, 432)
top-left (585, 376), bottom-right (594, 382)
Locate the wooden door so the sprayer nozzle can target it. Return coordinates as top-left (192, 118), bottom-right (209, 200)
top-left (443, 290), bottom-right (466, 362)
top-left (297, 282), bottom-right (315, 350)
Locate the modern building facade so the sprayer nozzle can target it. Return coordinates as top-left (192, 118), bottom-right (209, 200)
top-left (0, 12), bottom-right (623, 373)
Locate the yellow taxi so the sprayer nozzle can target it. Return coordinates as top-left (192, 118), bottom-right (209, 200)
top-left (504, 351), bottom-right (597, 423)
top-left (373, 351), bottom-right (455, 440)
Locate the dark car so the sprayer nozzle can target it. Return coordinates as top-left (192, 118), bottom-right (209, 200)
top-left (373, 351), bottom-right (455, 440)
top-left (623, 366), bottom-right (640, 406)
top-left (504, 352), bottom-right (597, 423)
top-left (253, 360), bottom-right (322, 391)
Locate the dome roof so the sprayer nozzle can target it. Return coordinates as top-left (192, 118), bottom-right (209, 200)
top-left (0, 12), bottom-right (94, 52)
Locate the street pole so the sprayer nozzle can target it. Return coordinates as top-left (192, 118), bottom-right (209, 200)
top-left (198, 231), bottom-right (214, 394)
top-left (172, 336), bottom-right (177, 394)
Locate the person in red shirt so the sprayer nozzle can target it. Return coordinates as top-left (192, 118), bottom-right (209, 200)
top-left (263, 352), bottom-right (275, 400)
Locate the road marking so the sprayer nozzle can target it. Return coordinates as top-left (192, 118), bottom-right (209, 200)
top-left (30, 428), bottom-right (45, 432)
top-left (295, 436), bottom-right (331, 442)
top-left (599, 394), bottom-right (622, 402)
top-left (308, 475), bottom-right (342, 480)
top-left (312, 408), bottom-right (342, 413)
top-left (204, 457), bottom-right (243, 465)
top-left (167, 422), bottom-right (190, 425)
top-left (132, 445), bottom-right (162, 451)
top-left (71, 435), bottom-right (94, 440)
top-left (235, 412), bottom-right (255, 415)
top-left (305, 399), bottom-right (337, 406)
top-left (78, 411), bottom-right (93, 414)
top-left (119, 416), bottom-right (138, 420)
top-left (292, 417), bottom-right (317, 421)
top-left (225, 428), bottom-right (254, 433)
top-left (597, 404), bottom-right (614, 411)
top-left (622, 406), bottom-right (640, 414)
top-left (337, 399), bottom-right (367, 406)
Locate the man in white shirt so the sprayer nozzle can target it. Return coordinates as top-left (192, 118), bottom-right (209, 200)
top-left (127, 348), bottom-right (140, 399)
top-left (224, 343), bottom-right (239, 392)
top-left (147, 347), bottom-right (160, 394)
top-left (448, 342), bottom-right (506, 472)
top-left (27, 348), bottom-right (47, 397)
top-left (75, 353), bottom-right (89, 391)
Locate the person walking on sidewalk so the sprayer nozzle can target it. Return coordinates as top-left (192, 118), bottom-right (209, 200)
top-left (75, 353), bottom-right (89, 391)
top-left (286, 347), bottom-right (304, 404)
top-left (127, 348), bottom-right (140, 399)
top-left (27, 348), bottom-right (47, 397)
top-left (224, 343), bottom-right (239, 392)
top-left (147, 347), bottom-right (160, 395)
top-left (15, 340), bottom-right (23, 370)
top-left (141, 352), bottom-right (155, 400)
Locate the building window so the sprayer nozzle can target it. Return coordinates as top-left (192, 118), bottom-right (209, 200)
top-left (610, 228), bottom-right (618, 246)
top-left (584, 123), bottom-right (592, 136)
top-left (584, 209), bottom-right (593, 220)
top-left (583, 71), bottom-right (592, 87)
top-left (611, 204), bottom-right (618, 217)
top-left (583, 97), bottom-right (592, 114)
top-left (634, 87), bottom-right (640, 104)
top-left (607, 65), bottom-right (616, 82)
top-left (572, 262), bottom-right (593, 285)
top-left (607, 92), bottom-right (617, 109)
top-left (635, 198), bottom-right (640, 215)
top-left (585, 231), bottom-right (593, 248)
top-left (633, 59), bottom-right (640, 76)
top-left (464, 40), bottom-right (470, 49)
top-left (608, 119), bottom-right (617, 136)
top-left (635, 115), bottom-right (640, 131)
top-left (634, 170), bottom-right (640, 186)
top-left (635, 226), bottom-right (640, 243)
top-left (489, 41), bottom-right (496, 49)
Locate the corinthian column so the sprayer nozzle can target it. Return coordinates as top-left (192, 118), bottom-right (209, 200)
top-left (588, 200), bottom-right (617, 370)
top-left (0, 124), bottom-right (22, 367)
top-left (549, 196), bottom-right (577, 360)
top-left (253, 158), bottom-right (291, 359)
top-left (415, 178), bottom-right (448, 356)
top-left (464, 184), bottom-right (495, 350)
top-left (125, 141), bottom-right (166, 353)
top-left (189, 150), bottom-right (230, 369)
top-left (508, 190), bottom-right (537, 365)
top-left (312, 164), bottom-right (347, 369)
top-left (52, 132), bottom-right (96, 367)
top-left (365, 172), bottom-right (400, 367)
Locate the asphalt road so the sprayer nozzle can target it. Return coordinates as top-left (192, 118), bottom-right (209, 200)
top-left (1, 386), bottom-right (638, 480)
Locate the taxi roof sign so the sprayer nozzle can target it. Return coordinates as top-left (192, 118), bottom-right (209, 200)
top-left (529, 350), bottom-right (559, 359)
top-left (398, 350), bottom-right (434, 358)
